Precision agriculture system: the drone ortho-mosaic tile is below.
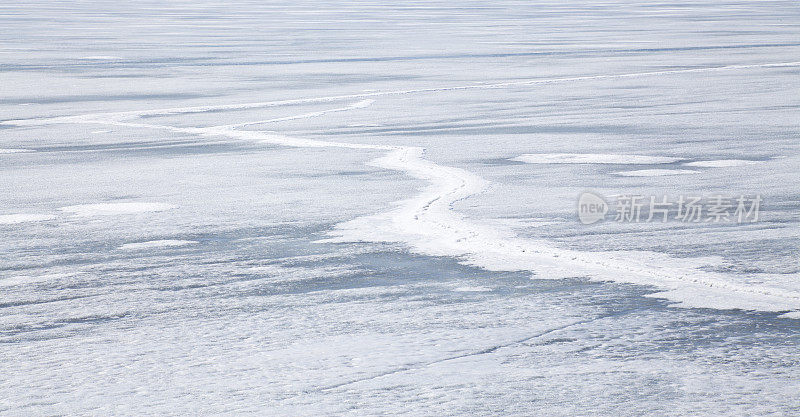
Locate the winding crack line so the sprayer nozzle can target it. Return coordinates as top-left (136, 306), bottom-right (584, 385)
top-left (47, 112), bottom-right (800, 307)
top-left (5, 62), bottom-right (798, 312)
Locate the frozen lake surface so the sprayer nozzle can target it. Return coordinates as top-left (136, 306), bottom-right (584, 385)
top-left (1, 1), bottom-right (799, 415)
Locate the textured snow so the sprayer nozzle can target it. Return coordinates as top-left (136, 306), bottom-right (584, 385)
top-left (118, 240), bottom-right (197, 251)
top-left (453, 286), bottom-right (493, 292)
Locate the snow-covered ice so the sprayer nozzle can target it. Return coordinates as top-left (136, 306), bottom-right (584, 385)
top-left (1, 0), bottom-right (799, 415)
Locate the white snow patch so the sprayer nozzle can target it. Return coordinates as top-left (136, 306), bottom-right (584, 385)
top-left (59, 202), bottom-right (176, 216)
top-left (684, 159), bottom-right (759, 168)
top-left (512, 153), bottom-right (680, 165)
top-left (0, 214), bottom-right (57, 224)
top-left (0, 272), bottom-right (83, 287)
top-left (118, 240), bottom-right (197, 251)
top-left (614, 169), bottom-right (700, 177)
top-left (0, 149), bottom-right (34, 154)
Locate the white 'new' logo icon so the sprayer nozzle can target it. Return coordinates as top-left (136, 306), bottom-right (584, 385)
top-left (577, 192), bottom-right (608, 224)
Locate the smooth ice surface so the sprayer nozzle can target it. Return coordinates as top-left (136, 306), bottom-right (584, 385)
top-left (2, 0), bottom-right (800, 415)
top-left (512, 153), bottom-right (681, 164)
top-left (613, 169), bottom-right (701, 176)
